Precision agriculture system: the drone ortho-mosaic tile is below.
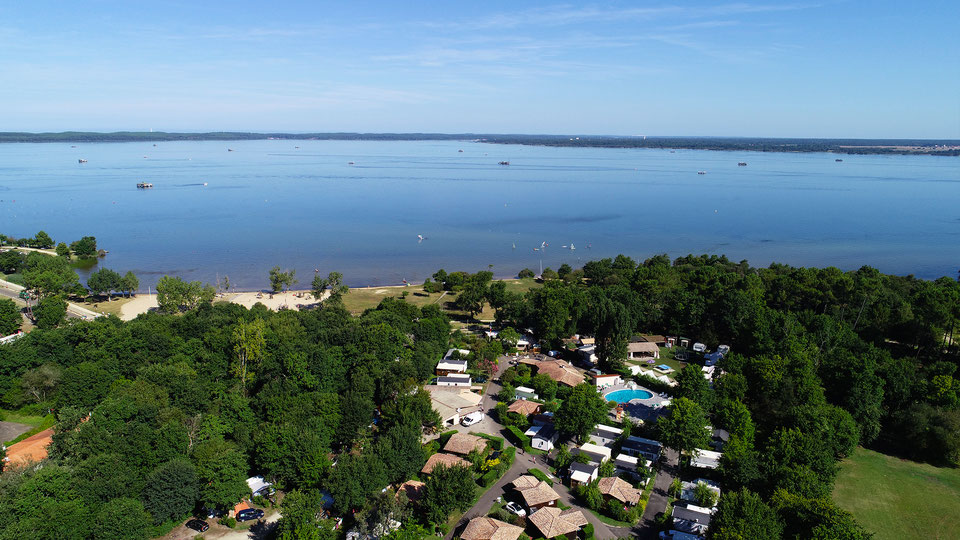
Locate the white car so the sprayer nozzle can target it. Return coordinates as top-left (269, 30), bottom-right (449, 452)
top-left (461, 412), bottom-right (484, 427)
top-left (505, 502), bottom-right (527, 517)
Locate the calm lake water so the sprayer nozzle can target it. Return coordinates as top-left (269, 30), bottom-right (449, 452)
top-left (1, 139), bottom-right (958, 290)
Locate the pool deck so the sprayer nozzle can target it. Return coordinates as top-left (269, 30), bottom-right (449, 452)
top-left (602, 382), bottom-right (670, 422)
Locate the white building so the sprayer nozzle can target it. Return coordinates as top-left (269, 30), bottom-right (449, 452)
top-left (589, 424), bottom-right (623, 447)
top-left (525, 424), bottom-right (558, 451)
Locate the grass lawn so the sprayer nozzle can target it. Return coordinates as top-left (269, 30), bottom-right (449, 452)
top-left (340, 286), bottom-right (451, 315)
top-left (340, 278), bottom-right (541, 319)
top-left (1, 408), bottom-right (50, 427)
top-left (79, 296), bottom-right (136, 317)
top-left (833, 447), bottom-right (960, 540)
top-left (627, 347), bottom-right (688, 380)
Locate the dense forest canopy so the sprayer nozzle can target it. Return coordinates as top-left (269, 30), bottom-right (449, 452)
top-left (0, 253), bottom-right (957, 539)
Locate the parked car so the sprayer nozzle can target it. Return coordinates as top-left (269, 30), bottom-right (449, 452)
top-left (185, 519), bottom-right (210, 533)
top-left (504, 502), bottom-right (527, 517)
top-left (236, 508), bottom-right (265, 522)
top-left (200, 507), bottom-right (225, 519)
top-left (461, 412), bottom-right (484, 427)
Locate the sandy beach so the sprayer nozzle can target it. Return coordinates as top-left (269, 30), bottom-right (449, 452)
top-left (119, 289), bottom-right (327, 321)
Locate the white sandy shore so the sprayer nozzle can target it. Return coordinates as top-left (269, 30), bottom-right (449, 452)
top-left (119, 289), bottom-right (327, 321)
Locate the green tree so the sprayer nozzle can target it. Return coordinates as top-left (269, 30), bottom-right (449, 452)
top-left (710, 489), bottom-right (783, 540)
top-left (55, 242), bottom-right (70, 257)
top-left (675, 364), bottom-right (714, 412)
top-left (192, 439), bottom-right (249, 509)
top-left (22, 252), bottom-right (79, 298)
top-left (598, 459), bottom-right (616, 478)
top-left (657, 397), bottom-right (709, 453)
top-left (156, 275), bottom-right (215, 313)
top-left (120, 271), bottom-right (139, 297)
top-left (518, 268), bottom-right (535, 279)
top-left (0, 298), bottom-right (21, 334)
top-left (21, 363), bottom-right (61, 403)
top-left (269, 266), bottom-right (297, 293)
top-left (421, 464), bottom-right (476, 524)
top-left (693, 482), bottom-right (718, 507)
top-left (141, 458), bottom-right (198, 524)
top-left (32, 230), bottom-right (55, 249)
top-left (326, 452), bottom-right (388, 514)
top-left (33, 295), bottom-right (67, 329)
top-left (275, 489), bottom-right (337, 540)
top-left (312, 271), bottom-right (348, 302)
top-left (87, 268), bottom-right (122, 300)
top-left (555, 384), bottom-right (607, 442)
top-left (91, 497), bottom-right (151, 540)
top-left (232, 317), bottom-right (266, 393)
top-left (70, 236), bottom-right (98, 258)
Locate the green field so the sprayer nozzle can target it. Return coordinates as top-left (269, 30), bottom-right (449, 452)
top-left (340, 278), bottom-right (541, 319)
top-left (833, 447), bottom-right (960, 540)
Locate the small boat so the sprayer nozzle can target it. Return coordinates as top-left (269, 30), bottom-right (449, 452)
top-left (153, 144), bottom-right (157, 147)
top-left (227, 148), bottom-right (234, 152)
top-left (203, 182), bottom-right (208, 186)
top-left (670, 150), bottom-right (675, 153)
top-left (458, 149), bottom-right (463, 152)
top-left (835, 158), bottom-right (843, 162)
top-left (570, 243), bottom-right (575, 250)
top-left (498, 161), bottom-right (510, 165)
top-left (78, 159), bottom-right (88, 163)
top-left (136, 182), bottom-right (153, 189)
top-left (697, 170), bottom-right (707, 175)
top-left (417, 234), bottom-right (424, 242)
top-left (71, 145), bottom-right (77, 148)
top-left (738, 162), bottom-right (747, 166)
top-left (348, 161), bottom-right (355, 165)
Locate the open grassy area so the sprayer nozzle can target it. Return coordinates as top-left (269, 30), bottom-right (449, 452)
top-left (78, 295), bottom-right (136, 317)
top-left (340, 286), bottom-right (451, 314)
top-left (833, 447), bottom-right (960, 540)
top-left (340, 278), bottom-right (542, 319)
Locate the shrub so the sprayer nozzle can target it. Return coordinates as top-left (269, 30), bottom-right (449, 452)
top-left (220, 516), bottom-right (236, 528)
top-left (477, 433), bottom-right (505, 450)
top-left (480, 469), bottom-right (499, 487)
top-left (527, 468), bottom-right (553, 485)
top-left (583, 523), bottom-right (595, 539)
top-left (438, 430), bottom-right (459, 446)
top-left (502, 447), bottom-right (517, 466)
top-left (506, 426), bottom-right (531, 450)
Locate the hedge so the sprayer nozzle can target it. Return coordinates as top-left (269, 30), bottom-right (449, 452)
top-left (583, 523), bottom-right (595, 539)
top-left (502, 447), bottom-right (517, 466)
top-left (527, 468), bottom-right (553, 485)
top-left (506, 426), bottom-right (531, 450)
top-left (438, 429), bottom-right (459, 447)
top-left (480, 469), bottom-right (499, 487)
top-left (477, 433), bottom-right (505, 451)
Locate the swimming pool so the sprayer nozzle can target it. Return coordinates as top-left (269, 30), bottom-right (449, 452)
top-left (606, 388), bottom-right (654, 402)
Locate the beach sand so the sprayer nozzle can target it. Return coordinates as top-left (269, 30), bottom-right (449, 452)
top-left (119, 289), bottom-right (325, 321)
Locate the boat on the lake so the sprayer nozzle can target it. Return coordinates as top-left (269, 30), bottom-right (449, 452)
top-left (697, 170), bottom-right (707, 175)
top-left (136, 182), bottom-right (153, 189)
top-left (836, 158), bottom-right (843, 162)
top-left (78, 159), bottom-right (88, 163)
top-left (498, 161), bottom-right (510, 165)
top-left (738, 162), bottom-right (747, 166)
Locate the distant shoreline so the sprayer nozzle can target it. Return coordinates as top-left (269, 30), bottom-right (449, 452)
top-left (1, 131), bottom-right (957, 156)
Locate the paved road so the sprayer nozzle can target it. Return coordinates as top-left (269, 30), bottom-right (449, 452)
top-left (0, 278), bottom-right (101, 321)
top-left (450, 355), bottom-right (621, 540)
top-left (634, 448), bottom-right (679, 539)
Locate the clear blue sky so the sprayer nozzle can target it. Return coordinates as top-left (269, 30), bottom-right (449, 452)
top-left (2, 1), bottom-right (958, 138)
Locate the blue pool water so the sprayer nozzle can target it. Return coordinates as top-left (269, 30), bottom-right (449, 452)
top-left (606, 389), bottom-right (654, 402)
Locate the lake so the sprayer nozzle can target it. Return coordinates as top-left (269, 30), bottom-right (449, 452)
top-left (0, 139), bottom-right (958, 290)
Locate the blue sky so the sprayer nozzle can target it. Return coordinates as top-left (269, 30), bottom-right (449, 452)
top-left (1, 1), bottom-right (958, 137)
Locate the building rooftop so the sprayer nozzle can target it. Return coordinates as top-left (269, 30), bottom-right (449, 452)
top-left (443, 432), bottom-right (488, 455)
top-left (598, 476), bottom-right (642, 505)
top-left (459, 517), bottom-right (523, 540)
top-left (421, 452), bottom-right (470, 474)
top-left (508, 399), bottom-right (542, 416)
top-left (528, 507), bottom-right (588, 539)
